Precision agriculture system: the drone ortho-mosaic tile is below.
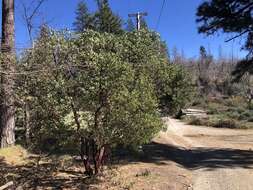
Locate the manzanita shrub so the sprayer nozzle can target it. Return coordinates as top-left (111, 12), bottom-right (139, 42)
top-left (17, 29), bottom-right (193, 175)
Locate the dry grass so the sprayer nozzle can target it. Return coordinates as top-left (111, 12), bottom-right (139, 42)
top-left (0, 145), bottom-right (29, 165)
top-left (0, 141), bottom-right (192, 189)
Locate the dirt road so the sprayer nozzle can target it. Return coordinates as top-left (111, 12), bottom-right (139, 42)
top-left (161, 118), bottom-right (253, 190)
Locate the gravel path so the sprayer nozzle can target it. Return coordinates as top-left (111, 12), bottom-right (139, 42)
top-left (164, 118), bottom-right (253, 190)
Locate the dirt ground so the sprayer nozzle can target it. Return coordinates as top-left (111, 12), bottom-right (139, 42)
top-left (96, 118), bottom-right (253, 190)
top-left (165, 118), bottom-right (253, 190)
top-left (1, 118), bottom-right (253, 190)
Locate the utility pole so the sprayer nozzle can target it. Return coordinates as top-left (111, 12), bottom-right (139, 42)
top-left (1, 0), bottom-right (16, 148)
top-left (128, 12), bottom-right (148, 31)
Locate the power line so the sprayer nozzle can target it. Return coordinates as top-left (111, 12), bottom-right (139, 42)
top-left (156, 0), bottom-right (166, 30)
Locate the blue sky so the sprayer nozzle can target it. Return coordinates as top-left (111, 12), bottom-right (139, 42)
top-left (2, 0), bottom-right (247, 58)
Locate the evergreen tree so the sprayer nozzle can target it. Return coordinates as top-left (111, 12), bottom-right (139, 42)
top-left (16, 29), bottom-right (193, 174)
top-left (126, 18), bottom-right (135, 32)
top-left (1, 0), bottom-right (16, 148)
top-left (160, 40), bottom-right (169, 60)
top-left (73, 1), bottom-right (94, 32)
top-left (140, 17), bottom-right (148, 29)
top-left (94, 0), bottom-right (123, 34)
top-left (196, 0), bottom-right (253, 79)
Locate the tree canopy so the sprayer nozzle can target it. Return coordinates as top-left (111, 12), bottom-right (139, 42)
top-left (95, 0), bottom-right (122, 34)
top-left (73, 1), bottom-right (94, 32)
top-left (73, 0), bottom-right (122, 34)
top-left (126, 18), bottom-right (135, 32)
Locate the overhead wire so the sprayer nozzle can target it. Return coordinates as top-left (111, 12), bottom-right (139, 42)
top-left (155, 0), bottom-right (166, 30)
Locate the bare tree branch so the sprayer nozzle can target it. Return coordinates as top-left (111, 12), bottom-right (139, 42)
top-left (225, 30), bottom-right (250, 42)
top-left (20, 0), bottom-right (47, 46)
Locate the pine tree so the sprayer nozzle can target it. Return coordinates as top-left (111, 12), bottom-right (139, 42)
top-left (140, 17), bottom-right (148, 29)
top-left (73, 1), bottom-right (94, 32)
top-left (126, 18), bottom-right (135, 32)
top-left (1, 0), bottom-right (16, 148)
top-left (95, 0), bottom-right (122, 34)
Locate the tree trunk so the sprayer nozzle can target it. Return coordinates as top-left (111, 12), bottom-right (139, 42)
top-left (94, 146), bottom-right (105, 174)
top-left (80, 137), bottom-right (94, 176)
top-left (24, 103), bottom-right (31, 145)
top-left (0, 0), bottom-right (16, 148)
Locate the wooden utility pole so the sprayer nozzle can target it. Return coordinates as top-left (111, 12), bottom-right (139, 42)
top-left (128, 12), bottom-right (148, 31)
top-left (1, 0), bottom-right (16, 148)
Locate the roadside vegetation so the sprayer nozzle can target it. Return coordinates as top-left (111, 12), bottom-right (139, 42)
top-left (185, 96), bottom-right (253, 129)
top-left (184, 0), bottom-right (253, 129)
top-left (177, 45), bottom-right (253, 129)
top-left (0, 0), bottom-right (253, 189)
top-left (172, 44), bottom-right (252, 129)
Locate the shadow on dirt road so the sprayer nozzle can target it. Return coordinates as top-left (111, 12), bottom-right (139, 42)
top-left (139, 142), bottom-right (253, 171)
